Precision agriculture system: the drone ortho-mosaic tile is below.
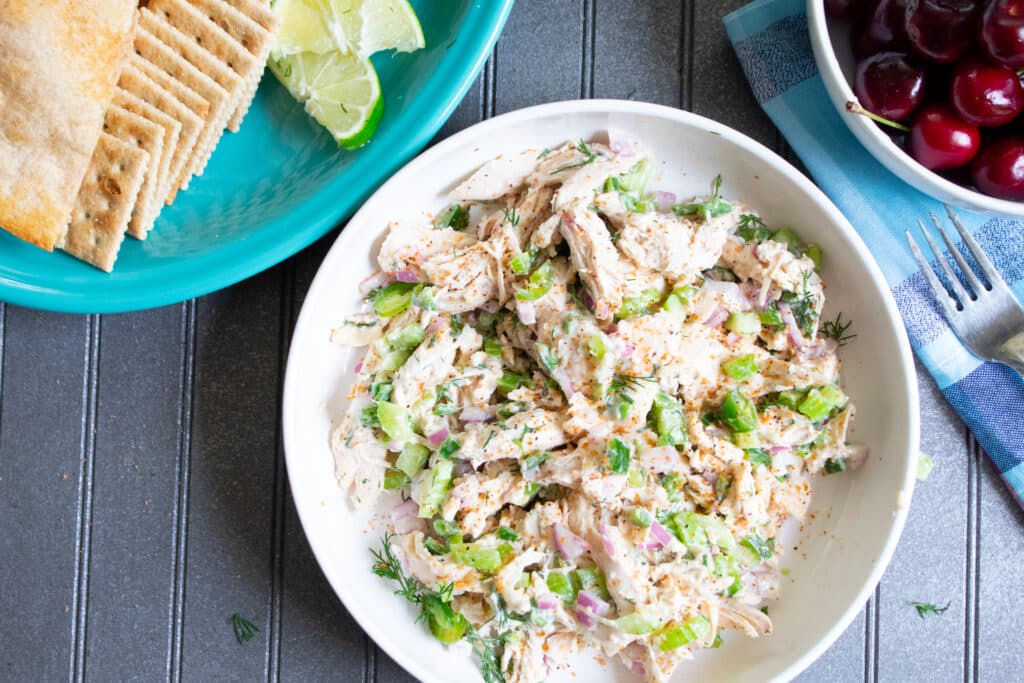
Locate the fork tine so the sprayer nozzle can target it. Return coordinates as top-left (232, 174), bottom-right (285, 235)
top-left (906, 230), bottom-right (962, 320)
top-left (944, 205), bottom-right (1006, 290)
top-left (919, 218), bottom-right (971, 304)
top-left (931, 212), bottom-right (984, 297)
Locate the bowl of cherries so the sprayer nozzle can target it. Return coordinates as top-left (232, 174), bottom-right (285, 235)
top-left (808, 0), bottom-right (1024, 216)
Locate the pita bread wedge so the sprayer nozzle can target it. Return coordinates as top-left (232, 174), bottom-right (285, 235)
top-left (133, 24), bottom-right (226, 191)
top-left (102, 105), bottom-right (165, 240)
top-left (0, 0), bottom-right (137, 251)
top-left (137, 8), bottom-right (244, 180)
top-left (118, 63), bottom-right (205, 205)
top-left (184, 0), bottom-right (278, 131)
top-left (111, 89), bottom-right (181, 222)
top-left (61, 132), bottom-right (149, 272)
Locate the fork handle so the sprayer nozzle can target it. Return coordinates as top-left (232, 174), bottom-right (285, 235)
top-left (997, 332), bottom-right (1024, 378)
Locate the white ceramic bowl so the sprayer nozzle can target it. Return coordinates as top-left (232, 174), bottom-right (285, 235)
top-left (806, 0), bottom-right (1024, 217)
top-left (282, 99), bottom-right (920, 683)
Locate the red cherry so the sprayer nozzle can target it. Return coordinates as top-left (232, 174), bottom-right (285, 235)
top-left (905, 0), bottom-right (979, 63)
top-left (826, 0), bottom-right (868, 21)
top-left (980, 0), bottom-right (1024, 69)
top-left (909, 104), bottom-right (981, 170)
top-left (854, 0), bottom-right (909, 58)
top-left (951, 60), bottom-right (1024, 127)
top-left (855, 52), bottom-right (926, 121)
top-left (971, 137), bottom-right (1024, 200)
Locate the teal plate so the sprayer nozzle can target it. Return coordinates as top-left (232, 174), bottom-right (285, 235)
top-left (0, 0), bottom-right (513, 313)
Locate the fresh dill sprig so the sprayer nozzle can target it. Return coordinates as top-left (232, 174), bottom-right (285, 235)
top-left (821, 312), bottom-right (856, 346)
top-left (551, 139), bottom-right (600, 174)
top-left (909, 601), bottom-right (950, 619)
top-left (371, 534), bottom-right (507, 683)
top-left (503, 206), bottom-right (520, 227)
top-left (736, 213), bottom-right (772, 243)
top-left (781, 271), bottom-right (818, 337)
top-left (230, 613), bottom-right (259, 644)
top-left (610, 372), bottom-right (656, 392)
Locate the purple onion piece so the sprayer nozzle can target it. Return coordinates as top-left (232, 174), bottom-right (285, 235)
top-left (552, 523), bottom-right (589, 561)
top-left (427, 427), bottom-right (449, 448)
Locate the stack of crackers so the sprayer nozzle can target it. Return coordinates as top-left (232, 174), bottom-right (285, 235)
top-left (0, 0), bottom-right (278, 272)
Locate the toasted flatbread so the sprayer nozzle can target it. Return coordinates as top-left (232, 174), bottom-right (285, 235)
top-left (111, 88), bottom-right (182, 222)
top-left (101, 105), bottom-right (165, 240)
top-left (61, 133), bottom-right (149, 272)
top-left (118, 63), bottom-right (205, 205)
top-left (133, 24), bottom-right (225, 191)
top-left (0, 1), bottom-right (137, 251)
top-left (137, 8), bottom-right (244, 180)
top-left (184, 0), bottom-right (277, 130)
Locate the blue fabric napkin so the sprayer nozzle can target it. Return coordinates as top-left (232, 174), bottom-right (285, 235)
top-left (725, 0), bottom-right (1024, 508)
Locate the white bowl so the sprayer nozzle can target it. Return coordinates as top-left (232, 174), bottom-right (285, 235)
top-left (806, 0), bottom-right (1024, 217)
top-left (282, 99), bottom-right (920, 683)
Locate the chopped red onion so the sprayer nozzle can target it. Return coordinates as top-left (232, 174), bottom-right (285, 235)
top-left (654, 191), bottom-right (676, 212)
top-left (552, 523), bottom-right (589, 561)
top-left (726, 332), bottom-right (740, 345)
top-left (770, 445), bottom-right (791, 454)
top-left (427, 428), bottom-right (450, 448)
top-left (354, 360), bottom-right (363, 374)
top-left (801, 337), bottom-right (839, 360)
top-left (358, 270), bottom-right (392, 295)
top-left (599, 525), bottom-right (617, 556)
top-left (576, 590), bottom-right (609, 616)
top-left (620, 342), bottom-right (635, 359)
top-left (703, 306), bottom-right (729, 328)
top-left (536, 594), bottom-right (560, 611)
top-left (629, 661), bottom-right (646, 677)
top-left (575, 607), bottom-right (596, 629)
top-left (395, 269), bottom-right (419, 283)
top-left (454, 459), bottom-right (474, 476)
top-left (579, 288), bottom-right (596, 311)
top-left (594, 301), bottom-right (611, 320)
top-left (779, 303), bottom-right (808, 347)
top-left (607, 131), bottom-right (640, 156)
top-left (425, 317), bottom-right (443, 335)
top-left (641, 446), bottom-right (679, 473)
top-left (390, 499), bottom-right (421, 534)
top-left (649, 520), bottom-right (675, 547)
top-left (516, 300), bottom-right (536, 325)
top-left (459, 406), bottom-right (496, 423)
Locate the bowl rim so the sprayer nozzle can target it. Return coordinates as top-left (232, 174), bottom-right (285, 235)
top-left (0, 0), bottom-right (515, 314)
top-left (805, 0), bottom-right (1024, 218)
top-left (282, 98), bottom-right (921, 683)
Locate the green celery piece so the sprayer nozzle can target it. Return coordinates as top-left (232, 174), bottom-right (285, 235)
top-left (449, 542), bottom-right (502, 573)
top-left (722, 353), bottom-right (759, 381)
top-left (719, 389), bottom-right (758, 433)
top-left (798, 386), bottom-right (844, 421)
top-left (497, 371), bottom-right (526, 394)
top-left (732, 430), bottom-right (760, 449)
top-left (395, 443), bottom-right (430, 478)
top-left (377, 401), bottom-right (415, 443)
top-left (616, 608), bottom-right (661, 635)
top-left (573, 566), bottom-right (610, 601)
top-left (417, 460), bottom-right (454, 518)
top-left (388, 324), bottom-right (425, 352)
top-left (651, 392), bottom-right (686, 446)
top-left (772, 226), bottom-right (800, 247)
top-left (659, 615), bottom-right (711, 651)
top-left (373, 282), bottom-right (416, 317)
top-left (630, 507), bottom-right (652, 528)
top-left (423, 595), bottom-right (468, 643)
top-left (588, 333), bottom-right (608, 362)
top-left (805, 244), bottom-right (823, 268)
top-left (483, 337), bottom-right (502, 357)
top-left (616, 288), bottom-right (662, 319)
top-left (535, 343), bottom-right (558, 372)
top-left (825, 457), bottom-right (847, 474)
top-left (724, 311), bottom-right (761, 336)
top-left (516, 260), bottom-right (555, 301)
top-left (546, 572), bottom-right (578, 602)
top-left (607, 437), bottom-right (631, 473)
top-left (382, 467), bottom-right (409, 490)
top-left (434, 204), bottom-right (468, 230)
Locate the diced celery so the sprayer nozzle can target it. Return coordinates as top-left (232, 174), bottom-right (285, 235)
top-left (607, 437), bottom-right (631, 474)
top-left (627, 467), bottom-right (646, 488)
top-left (510, 249), bottom-right (537, 276)
top-left (616, 288), bottom-right (662, 319)
top-left (515, 260), bottom-right (555, 301)
top-left (371, 381), bottom-right (393, 402)
top-left (659, 615), bottom-right (711, 651)
top-left (373, 282), bottom-right (416, 317)
top-left (616, 607), bottom-right (661, 635)
top-left (805, 244), bottom-right (823, 269)
top-left (776, 388), bottom-right (808, 410)
top-left (395, 443), bottom-right (430, 478)
top-left (410, 284), bottom-right (437, 310)
top-left (433, 518), bottom-right (462, 541)
top-left (417, 460), bottom-right (454, 518)
top-left (359, 404), bottom-right (380, 428)
top-left (819, 384), bottom-right (848, 407)
top-left (388, 324), bottom-right (425, 352)
top-left (759, 304), bottom-right (785, 329)
top-left (423, 595), bottom-right (468, 644)
top-left (497, 371), bottom-right (526, 394)
top-left (449, 542), bottom-right (502, 573)
top-left (798, 385), bottom-right (846, 421)
top-left (673, 512), bottom-right (735, 552)
top-left (722, 353), bottom-right (759, 381)
top-left (377, 401), bottom-right (415, 443)
top-left (546, 572), bottom-right (578, 602)
top-left (719, 389), bottom-right (758, 433)
top-left (484, 337), bottom-right (502, 357)
top-left (651, 392), bottom-right (687, 446)
top-left (662, 293), bottom-right (686, 314)
top-left (588, 333), bottom-right (608, 362)
top-left (383, 467), bottom-right (409, 490)
top-left (496, 527), bottom-right (519, 541)
top-left (725, 311), bottom-right (761, 336)
top-left (573, 566), bottom-right (611, 600)
top-left (732, 430), bottom-right (760, 449)
top-left (630, 508), bottom-right (652, 528)
top-left (772, 227), bottom-right (800, 247)
top-left (434, 204), bottom-right (468, 230)
top-left (378, 348), bottom-right (413, 373)
top-left (437, 437), bottom-right (460, 459)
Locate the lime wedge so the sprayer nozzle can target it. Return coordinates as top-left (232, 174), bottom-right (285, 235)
top-left (272, 0), bottom-right (335, 56)
top-left (329, 0), bottom-right (426, 56)
top-left (269, 51), bottom-right (384, 150)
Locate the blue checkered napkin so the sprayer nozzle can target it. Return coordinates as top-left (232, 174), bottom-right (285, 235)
top-left (725, 0), bottom-right (1024, 509)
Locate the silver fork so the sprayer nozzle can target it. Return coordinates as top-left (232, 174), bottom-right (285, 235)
top-left (905, 205), bottom-right (1024, 377)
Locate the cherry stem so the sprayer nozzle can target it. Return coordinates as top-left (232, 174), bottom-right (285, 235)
top-left (846, 101), bottom-right (911, 133)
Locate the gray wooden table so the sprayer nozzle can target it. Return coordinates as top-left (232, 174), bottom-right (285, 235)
top-left (3, 1), bottom-right (1023, 681)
